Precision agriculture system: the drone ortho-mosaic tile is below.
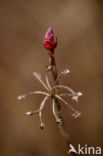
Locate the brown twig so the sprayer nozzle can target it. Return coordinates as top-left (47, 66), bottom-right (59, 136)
top-left (48, 50), bottom-right (77, 156)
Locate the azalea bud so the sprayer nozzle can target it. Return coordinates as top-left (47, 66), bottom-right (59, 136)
top-left (43, 27), bottom-right (57, 51)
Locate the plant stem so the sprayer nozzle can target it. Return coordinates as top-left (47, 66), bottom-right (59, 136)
top-left (48, 50), bottom-right (57, 81)
top-left (48, 50), bottom-right (77, 156)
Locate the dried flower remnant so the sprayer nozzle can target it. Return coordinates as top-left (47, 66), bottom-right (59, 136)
top-left (17, 69), bottom-right (82, 128)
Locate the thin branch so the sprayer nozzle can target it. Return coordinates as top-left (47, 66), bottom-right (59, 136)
top-left (26, 96), bottom-right (49, 129)
top-left (54, 85), bottom-right (75, 95)
top-left (55, 95), bottom-right (76, 112)
top-left (48, 50), bottom-right (76, 156)
top-left (17, 91), bottom-right (49, 101)
top-left (35, 91), bottom-right (49, 96)
top-left (56, 95), bottom-right (81, 119)
top-left (52, 99), bottom-right (62, 123)
top-left (33, 72), bottom-right (49, 91)
top-left (45, 72), bottom-right (52, 91)
top-left (54, 69), bottom-right (70, 84)
top-left (59, 93), bottom-right (73, 97)
top-left (39, 96), bottom-right (49, 129)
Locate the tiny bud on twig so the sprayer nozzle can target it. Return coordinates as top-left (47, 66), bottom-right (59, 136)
top-left (43, 27), bottom-right (57, 51)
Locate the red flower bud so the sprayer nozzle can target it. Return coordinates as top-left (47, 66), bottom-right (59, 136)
top-left (43, 27), bottom-right (57, 51)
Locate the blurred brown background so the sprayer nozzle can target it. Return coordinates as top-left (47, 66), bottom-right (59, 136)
top-left (0, 0), bottom-right (103, 156)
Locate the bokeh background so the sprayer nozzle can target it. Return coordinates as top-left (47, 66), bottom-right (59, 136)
top-left (0, 0), bottom-right (103, 156)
